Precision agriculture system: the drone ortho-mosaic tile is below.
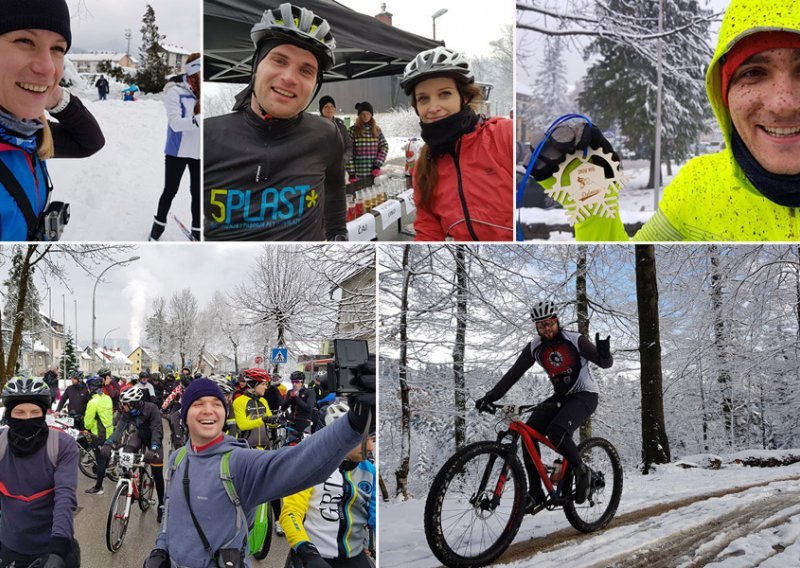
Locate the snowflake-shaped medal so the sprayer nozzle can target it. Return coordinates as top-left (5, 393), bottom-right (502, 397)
top-left (543, 147), bottom-right (629, 225)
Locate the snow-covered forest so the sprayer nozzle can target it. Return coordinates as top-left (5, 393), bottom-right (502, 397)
top-left (378, 244), bottom-right (800, 566)
top-left (379, 244), bottom-right (800, 496)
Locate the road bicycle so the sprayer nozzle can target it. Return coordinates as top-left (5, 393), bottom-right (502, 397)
top-left (48, 414), bottom-right (119, 483)
top-left (424, 402), bottom-right (623, 567)
top-left (105, 449), bottom-right (155, 552)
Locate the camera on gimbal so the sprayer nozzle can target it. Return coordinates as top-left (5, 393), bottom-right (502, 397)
top-left (328, 339), bottom-right (375, 395)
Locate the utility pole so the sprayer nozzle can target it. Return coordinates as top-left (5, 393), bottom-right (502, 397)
top-left (125, 28), bottom-right (132, 58)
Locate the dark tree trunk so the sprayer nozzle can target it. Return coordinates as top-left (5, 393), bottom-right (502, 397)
top-left (710, 246), bottom-right (733, 446)
top-left (395, 245), bottom-right (412, 499)
top-left (576, 245), bottom-right (592, 440)
top-left (635, 245), bottom-right (671, 473)
top-left (4, 246), bottom-right (38, 383)
top-left (453, 245), bottom-right (468, 451)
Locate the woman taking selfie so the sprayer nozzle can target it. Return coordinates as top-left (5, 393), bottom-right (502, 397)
top-left (400, 47), bottom-right (513, 241)
top-left (0, 0), bottom-right (105, 241)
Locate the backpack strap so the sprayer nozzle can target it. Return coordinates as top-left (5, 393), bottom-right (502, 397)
top-left (46, 427), bottom-right (59, 468)
top-left (167, 446), bottom-right (187, 482)
top-left (0, 155), bottom-right (39, 238)
top-left (219, 450), bottom-right (249, 536)
top-left (0, 427), bottom-right (59, 468)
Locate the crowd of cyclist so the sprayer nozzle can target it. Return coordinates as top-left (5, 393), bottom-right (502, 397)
top-left (0, 361), bottom-right (376, 568)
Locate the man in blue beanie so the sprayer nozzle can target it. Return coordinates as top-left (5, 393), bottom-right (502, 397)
top-left (144, 378), bottom-right (375, 567)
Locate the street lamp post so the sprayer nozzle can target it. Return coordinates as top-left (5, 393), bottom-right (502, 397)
top-left (102, 327), bottom-right (119, 350)
top-left (432, 8), bottom-right (448, 41)
top-left (92, 256), bottom-right (140, 372)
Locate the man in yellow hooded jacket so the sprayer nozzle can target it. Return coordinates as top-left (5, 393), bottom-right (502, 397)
top-left (531, 0), bottom-right (800, 241)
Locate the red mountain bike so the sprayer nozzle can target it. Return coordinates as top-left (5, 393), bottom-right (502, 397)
top-left (424, 402), bottom-right (623, 567)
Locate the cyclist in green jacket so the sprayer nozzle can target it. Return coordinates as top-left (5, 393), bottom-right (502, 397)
top-left (82, 376), bottom-right (114, 495)
top-left (529, 0), bottom-right (800, 241)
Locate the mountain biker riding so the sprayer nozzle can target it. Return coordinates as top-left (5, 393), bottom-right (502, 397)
top-left (474, 300), bottom-right (613, 510)
top-left (99, 387), bottom-right (166, 522)
top-left (82, 375), bottom-right (114, 496)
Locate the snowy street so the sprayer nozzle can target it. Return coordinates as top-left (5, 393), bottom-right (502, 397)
top-left (46, 95), bottom-right (192, 242)
top-left (380, 459), bottom-right (800, 568)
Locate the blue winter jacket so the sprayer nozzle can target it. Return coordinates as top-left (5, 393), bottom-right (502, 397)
top-left (0, 125), bottom-right (50, 240)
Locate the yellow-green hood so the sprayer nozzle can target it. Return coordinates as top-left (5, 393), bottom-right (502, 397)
top-left (706, 0), bottom-right (800, 148)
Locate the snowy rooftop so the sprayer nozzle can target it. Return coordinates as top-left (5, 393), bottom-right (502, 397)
top-left (68, 52), bottom-right (132, 61)
top-left (161, 43), bottom-right (192, 55)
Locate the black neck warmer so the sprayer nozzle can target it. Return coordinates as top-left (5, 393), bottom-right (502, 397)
top-left (419, 107), bottom-right (480, 157)
top-left (731, 128), bottom-right (800, 207)
top-left (6, 416), bottom-right (49, 457)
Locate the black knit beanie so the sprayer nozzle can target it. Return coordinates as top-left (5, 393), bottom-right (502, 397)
top-left (319, 95), bottom-right (335, 113)
top-left (0, 0), bottom-right (72, 50)
top-left (355, 101), bottom-right (374, 116)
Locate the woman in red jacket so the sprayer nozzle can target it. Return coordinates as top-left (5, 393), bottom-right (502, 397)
top-left (400, 47), bottom-right (513, 241)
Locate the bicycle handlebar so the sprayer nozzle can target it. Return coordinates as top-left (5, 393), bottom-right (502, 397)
top-left (480, 401), bottom-right (561, 415)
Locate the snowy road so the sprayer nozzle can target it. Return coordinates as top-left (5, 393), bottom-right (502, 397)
top-left (380, 461), bottom-right (800, 568)
top-left (496, 476), bottom-right (800, 568)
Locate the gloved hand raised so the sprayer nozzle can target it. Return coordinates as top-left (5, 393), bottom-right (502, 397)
top-left (529, 122), bottom-right (620, 182)
top-left (595, 333), bottom-right (611, 359)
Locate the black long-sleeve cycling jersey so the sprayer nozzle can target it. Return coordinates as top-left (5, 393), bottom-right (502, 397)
top-left (487, 330), bottom-right (613, 399)
top-left (204, 107), bottom-right (345, 241)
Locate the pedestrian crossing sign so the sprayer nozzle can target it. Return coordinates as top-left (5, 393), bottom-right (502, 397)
top-left (272, 348), bottom-right (288, 364)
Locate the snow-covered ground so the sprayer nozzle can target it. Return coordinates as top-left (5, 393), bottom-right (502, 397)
top-left (380, 454), bottom-right (800, 567)
top-left (46, 89), bottom-right (192, 242)
top-left (518, 159), bottom-right (685, 241)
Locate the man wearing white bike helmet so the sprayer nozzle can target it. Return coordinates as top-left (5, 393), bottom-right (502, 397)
top-left (99, 386), bottom-right (166, 522)
top-left (400, 46), bottom-right (514, 241)
top-left (0, 377), bottom-right (81, 568)
top-left (280, 401), bottom-right (376, 568)
top-left (475, 300), bottom-right (613, 510)
top-left (204, 2), bottom-right (348, 242)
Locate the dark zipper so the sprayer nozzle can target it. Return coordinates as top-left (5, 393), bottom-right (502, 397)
top-left (452, 138), bottom-right (480, 241)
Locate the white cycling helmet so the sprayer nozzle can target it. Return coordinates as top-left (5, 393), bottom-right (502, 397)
top-left (324, 401), bottom-right (349, 426)
top-left (530, 300), bottom-right (558, 322)
top-left (210, 375), bottom-right (234, 395)
top-left (400, 46), bottom-right (474, 95)
top-left (250, 3), bottom-right (336, 71)
top-left (119, 388), bottom-right (144, 405)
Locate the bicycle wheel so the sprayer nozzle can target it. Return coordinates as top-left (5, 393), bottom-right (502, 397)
top-left (250, 501), bottom-right (274, 560)
top-left (137, 468), bottom-right (155, 512)
top-left (424, 441), bottom-right (526, 568)
top-left (78, 446), bottom-right (97, 480)
top-left (106, 482), bottom-right (131, 552)
top-left (563, 437), bottom-right (623, 533)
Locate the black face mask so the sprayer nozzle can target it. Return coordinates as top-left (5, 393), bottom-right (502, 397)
top-left (419, 106), bottom-right (480, 158)
top-left (6, 416), bottom-right (49, 457)
top-left (731, 128), bottom-right (800, 207)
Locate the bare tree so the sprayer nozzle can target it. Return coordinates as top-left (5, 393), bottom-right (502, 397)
top-left (168, 288), bottom-right (198, 369)
top-left (0, 244), bottom-right (135, 385)
top-left (145, 296), bottom-right (171, 370)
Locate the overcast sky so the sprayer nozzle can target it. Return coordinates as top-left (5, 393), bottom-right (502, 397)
top-left (67, 0), bottom-right (201, 54)
top-left (1, 244), bottom-right (273, 354)
top-left (338, 0), bottom-right (514, 58)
